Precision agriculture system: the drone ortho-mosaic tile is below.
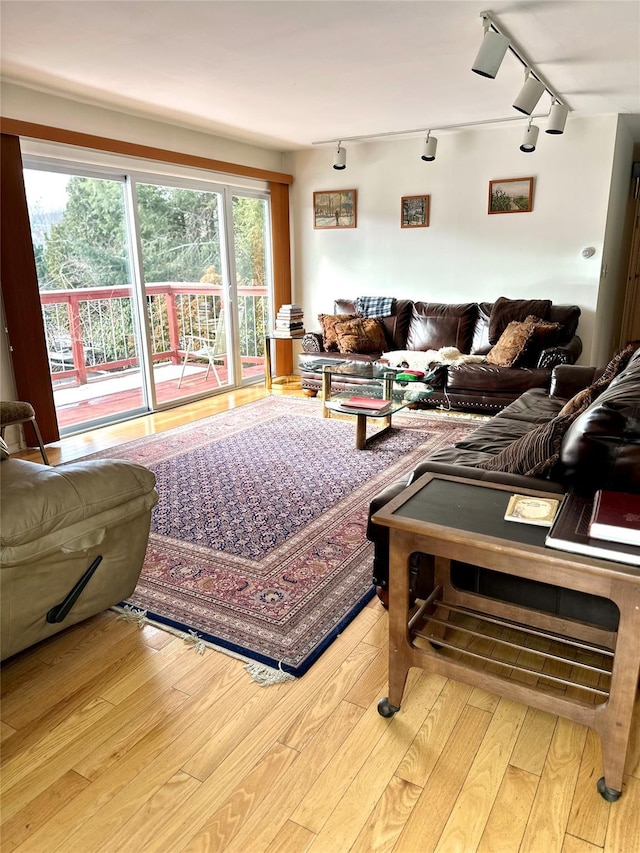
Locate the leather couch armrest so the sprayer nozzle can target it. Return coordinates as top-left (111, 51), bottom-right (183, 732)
top-left (549, 364), bottom-right (598, 399)
top-left (406, 461), bottom-right (566, 493)
top-left (301, 332), bottom-right (324, 353)
top-left (536, 335), bottom-right (582, 369)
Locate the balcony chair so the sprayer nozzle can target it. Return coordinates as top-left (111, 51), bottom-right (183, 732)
top-left (0, 401), bottom-right (50, 465)
top-left (178, 313), bottom-right (229, 388)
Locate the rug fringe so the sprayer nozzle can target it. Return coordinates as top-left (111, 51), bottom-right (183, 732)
top-left (111, 605), bottom-right (296, 683)
top-left (244, 660), bottom-right (296, 686)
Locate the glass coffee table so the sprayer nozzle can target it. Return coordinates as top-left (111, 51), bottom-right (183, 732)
top-left (321, 361), bottom-right (434, 449)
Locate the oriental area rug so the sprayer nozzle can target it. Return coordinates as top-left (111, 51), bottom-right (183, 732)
top-left (85, 397), bottom-right (476, 678)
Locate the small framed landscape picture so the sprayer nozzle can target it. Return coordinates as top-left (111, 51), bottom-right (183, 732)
top-left (313, 189), bottom-right (357, 229)
top-left (488, 177), bottom-right (534, 215)
top-left (401, 195), bottom-right (430, 228)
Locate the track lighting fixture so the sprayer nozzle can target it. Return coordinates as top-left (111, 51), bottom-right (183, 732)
top-left (471, 14), bottom-right (509, 78)
top-left (520, 119), bottom-right (539, 152)
top-left (421, 133), bottom-right (437, 162)
top-left (315, 11), bottom-right (570, 169)
top-left (513, 69), bottom-right (546, 115)
top-left (546, 101), bottom-right (569, 134)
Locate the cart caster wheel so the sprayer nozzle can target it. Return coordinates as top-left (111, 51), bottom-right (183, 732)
top-left (377, 698), bottom-right (400, 717)
top-left (597, 777), bottom-right (621, 802)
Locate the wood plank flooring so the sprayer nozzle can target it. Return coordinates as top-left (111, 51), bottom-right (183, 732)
top-left (2, 386), bottom-right (639, 852)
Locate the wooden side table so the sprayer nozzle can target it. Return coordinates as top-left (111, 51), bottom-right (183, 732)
top-left (372, 473), bottom-right (640, 801)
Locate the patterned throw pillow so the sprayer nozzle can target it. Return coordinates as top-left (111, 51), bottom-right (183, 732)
top-left (318, 313), bottom-right (357, 351)
top-left (0, 436), bottom-right (9, 461)
top-left (558, 341), bottom-right (640, 416)
top-left (333, 317), bottom-right (388, 353)
top-left (476, 413), bottom-right (577, 477)
top-left (558, 385), bottom-right (596, 417)
top-left (486, 320), bottom-right (536, 367)
top-left (597, 341), bottom-right (640, 383)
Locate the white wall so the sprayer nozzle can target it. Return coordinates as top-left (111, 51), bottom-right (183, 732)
top-left (1, 82), bottom-right (286, 173)
top-left (288, 115), bottom-right (624, 363)
top-left (593, 116), bottom-right (636, 364)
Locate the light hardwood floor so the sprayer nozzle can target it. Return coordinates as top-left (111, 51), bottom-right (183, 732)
top-left (2, 386), bottom-right (639, 852)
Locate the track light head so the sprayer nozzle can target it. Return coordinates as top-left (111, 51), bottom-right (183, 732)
top-left (513, 70), bottom-right (546, 115)
top-left (520, 121), bottom-right (539, 152)
top-left (421, 133), bottom-right (437, 162)
top-left (546, 101), bottom-right (569, 134)
top-left (333, 143), bottom-right (346, 170)
top-left (471, 15), bottom-right (509, 78)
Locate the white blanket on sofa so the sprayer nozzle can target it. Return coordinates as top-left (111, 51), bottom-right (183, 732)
top-left (382, 347), bottom-right (487, 372)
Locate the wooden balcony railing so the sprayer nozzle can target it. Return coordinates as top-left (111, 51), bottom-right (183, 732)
top-left (40, 282), bottom-right (268, 385)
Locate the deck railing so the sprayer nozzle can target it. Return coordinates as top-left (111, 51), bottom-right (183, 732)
top-left (40, 283), bottom-right (268, 385)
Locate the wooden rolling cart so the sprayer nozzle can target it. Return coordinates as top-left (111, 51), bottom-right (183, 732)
top-left (372, 473), bottom-right (640, 801)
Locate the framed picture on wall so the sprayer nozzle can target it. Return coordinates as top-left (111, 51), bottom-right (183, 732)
top-left (488, 177), bottom-right (534, 214)
top-left (401, 195), bottom-right (430, 228)
top-left (313, 190), bottom-right (357, 229)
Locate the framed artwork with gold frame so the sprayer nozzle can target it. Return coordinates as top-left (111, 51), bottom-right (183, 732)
top-left (401, 195), bottom-right (430, 228)
top-left (313, 190), bottom-right (357, 228)
top-left (488, 177), bottom-right (534, 214)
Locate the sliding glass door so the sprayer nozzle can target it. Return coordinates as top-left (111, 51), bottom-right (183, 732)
top-left (23, 161), bottom-right (272, 434)
top-left (24, 168), bottom-right (147, 431)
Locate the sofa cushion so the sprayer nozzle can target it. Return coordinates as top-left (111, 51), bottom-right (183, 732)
top-left (334, 317), bottom-right (388, 353)
top-left (470, 302), bottom-right (492, 355)
top-left (486, 320), bottom-right (537, 367)
top-left (446, 363), bottom-right (552, 393)
top-left (475, 412), bottom-right (577, 477)
top-left (318, 313), bottom-right (358, 351)
top-left (406, 303), bottom-right (476, 353)
top-left (488, 297), bottom-right (552, 345)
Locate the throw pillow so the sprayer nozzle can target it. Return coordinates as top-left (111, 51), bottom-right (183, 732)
top-left (485, 320), bottom-right (536, 367)
top-left (476, 412), bottom-right (577, 477)
top-left (318, 313), bottom-right (357, 351)
top-left (520, 315), bottom-right (563, 367)
top-left (488, 297), bottom-right (552, 345)
top-left (333, 317), bottom-right (388, 353)
top-left (558, 385), bottom-right (596, 417)
top-left (597, 340), bottom-right (640, 384)
top-left (558, 341), bottom-right (640, 417)
top-left (0, 436), bottom-right (9, 460)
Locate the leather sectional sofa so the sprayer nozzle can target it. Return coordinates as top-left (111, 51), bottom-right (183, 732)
top-left (299, 296), bottom-right (582, 414)
top-left (366, 343), bottom-right (640, 630)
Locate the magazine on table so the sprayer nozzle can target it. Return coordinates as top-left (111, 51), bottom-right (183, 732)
top-left (339, 396), bottom-right (392, 413)
top-left (546, 493), bottom-right (640, 567)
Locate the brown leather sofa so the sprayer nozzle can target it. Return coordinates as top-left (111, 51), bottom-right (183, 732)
top-left (366, 344), bottom-right (640, 630)
top-left (299, 297), bottom-right (582, 414)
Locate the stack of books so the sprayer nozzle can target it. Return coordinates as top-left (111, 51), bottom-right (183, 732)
top-left (273, 304), bottom-right (305, 338)
top-left (545, 490), bottom-right (640, 566)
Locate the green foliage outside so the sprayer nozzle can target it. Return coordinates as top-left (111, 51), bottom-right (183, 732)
top-left (30, 175), bottom-right (269, 367)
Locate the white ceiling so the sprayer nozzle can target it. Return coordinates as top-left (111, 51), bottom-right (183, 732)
top-left (1, 0), bottom-right (639, 150)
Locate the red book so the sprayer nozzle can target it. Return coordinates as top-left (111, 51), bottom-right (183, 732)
top-left (589, 490), bottom-right (640, 547)
top-left (340, 396), bottom-right (391, 412)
